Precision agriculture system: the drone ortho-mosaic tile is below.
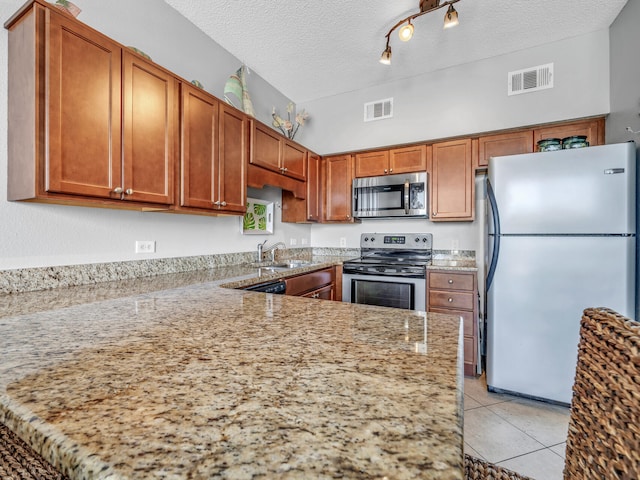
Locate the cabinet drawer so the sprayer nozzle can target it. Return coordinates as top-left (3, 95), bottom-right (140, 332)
top-left (285, 268), bottom-right (334, 296)
top-left (429, 307), bottom-right (475, 337)
top-left (429, 290), bottom-right (474, 310)
top-left (429, 271), bottom-right (474, 291)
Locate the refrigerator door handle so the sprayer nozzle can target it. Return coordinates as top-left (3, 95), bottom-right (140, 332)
top-left (486, 179), bottom-right (501, 290)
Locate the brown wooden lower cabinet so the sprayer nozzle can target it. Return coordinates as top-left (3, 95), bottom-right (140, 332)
top-left (284, 267), bottom-right (336, 299)
top-left (427, 269), bottom-right (478, 376)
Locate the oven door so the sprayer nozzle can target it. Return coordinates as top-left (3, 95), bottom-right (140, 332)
top-left (342, 273), bottom-right (426, 311)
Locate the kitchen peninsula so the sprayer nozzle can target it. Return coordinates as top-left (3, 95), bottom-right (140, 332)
top-left (0, 262), bottom-right (464, 479)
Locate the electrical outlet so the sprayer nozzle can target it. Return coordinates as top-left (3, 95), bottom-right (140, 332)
top-left (339, 237), bottom-right (347, 247)
top-left (290, 238), bottom-right (297, 246)
top-left (135, 240), bottom-right (156, 254)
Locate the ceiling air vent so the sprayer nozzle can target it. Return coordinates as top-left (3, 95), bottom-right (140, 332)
top-left (364, 98), bottom-right (393, 122)
top-left (508, 63), bottom-right (554, 96)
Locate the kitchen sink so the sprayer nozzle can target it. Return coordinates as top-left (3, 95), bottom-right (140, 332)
top-left (251, 260), bottom-right (313, 272)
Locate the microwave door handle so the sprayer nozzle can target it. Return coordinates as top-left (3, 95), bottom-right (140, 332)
top-left (404, 179), bottom-right (410, 214)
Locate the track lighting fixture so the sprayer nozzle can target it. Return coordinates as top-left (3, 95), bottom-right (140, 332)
top-left (380, 0), bottom-right (461, 65)
top-left (379, 43), bottom-right (392, 65)
top-left (398, 21), bottom-right (414, 42)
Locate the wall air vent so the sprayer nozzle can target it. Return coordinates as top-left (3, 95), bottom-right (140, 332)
top-left (364, 98), bottom-right (393, 122)
top-left (508, 63), bottom-right (554, 96)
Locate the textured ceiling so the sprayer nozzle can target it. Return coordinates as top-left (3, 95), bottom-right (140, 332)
top-left (164, 0), bottom-right (628, 103)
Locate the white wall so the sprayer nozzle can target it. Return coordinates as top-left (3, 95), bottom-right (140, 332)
top-left (299, 30), bottom-right (610, 154)
top-left (0, 0), bottom-right (309, 270)
top-left (607, 0), bottom-right (640, 145)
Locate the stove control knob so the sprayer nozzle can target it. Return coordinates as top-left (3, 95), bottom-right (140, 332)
top-left (423, 237), bottom-right (428, 242)
top-left (415, 237), bottom-right (420, 243)
top-left (370, 237), bottom-right (375, 242)
top-left (364, 237), bottom-right (369, 242)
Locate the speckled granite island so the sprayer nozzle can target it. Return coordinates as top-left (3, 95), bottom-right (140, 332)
top-left (0, 260), bottom-right (464, 479)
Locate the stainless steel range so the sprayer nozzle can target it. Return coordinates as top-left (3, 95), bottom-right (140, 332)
top-left (342, 233), bottom-right (433, 311)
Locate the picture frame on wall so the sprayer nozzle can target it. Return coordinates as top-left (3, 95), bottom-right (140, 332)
top-left (241, 198), bottom-right (274, 235)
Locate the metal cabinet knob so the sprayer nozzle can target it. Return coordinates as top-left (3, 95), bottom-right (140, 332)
top-left (384, 169), bottom-right (388, 173)
top-left (448, 298), bottom-right (453, 303)
top-left (389, 168), bottom-right (393, 173)
top-left (433, 212), bottom-right (437, 217)
top-left (113, 187), bottom-right (123, 194)
top-left (448, 279), bottom-right (454, 284)
top-left (125, 188), bottom-right (133, 195)
top-left (220, 201), bottom-right (227, 207)
top-left (213, 200), bottom-right (221, 206)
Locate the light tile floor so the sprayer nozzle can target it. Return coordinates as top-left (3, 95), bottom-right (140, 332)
top-left (464, 374), bottom-right (570, 480)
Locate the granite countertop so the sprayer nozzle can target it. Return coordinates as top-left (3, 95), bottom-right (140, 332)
top-left (0, 258), bottom-right (464, 479)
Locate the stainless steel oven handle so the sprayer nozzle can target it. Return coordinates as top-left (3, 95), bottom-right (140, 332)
top-left (404, 179), bottom-right (410, 214)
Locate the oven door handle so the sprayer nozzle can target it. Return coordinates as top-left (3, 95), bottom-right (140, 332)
top-left (404, 179), bottom-right (410, 214)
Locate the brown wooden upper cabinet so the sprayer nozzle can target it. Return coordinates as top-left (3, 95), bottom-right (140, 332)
top-left (477, 131), bottom-right (534, 169)
top-left (324, 154), bottom-right (355, 222)
top-left (7, 2), bottom-right (177, 207)
top-left (282, 152), bottom-right (321, 223)
top-left (533, 118), bottom-right (605, 149)
top-left (179, 84), bottom-right (246, 215)
top-left (122, 51), bottom-right (177, 205)
top-left (355, 145), bottom-right (426, 177)
top-left (250, 121), bottom-right (306, 181)
top-left (429, 139), bottom-right (474, 221)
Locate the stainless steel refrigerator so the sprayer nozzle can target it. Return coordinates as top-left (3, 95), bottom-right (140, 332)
top-left (486, 142), bottom-right (637, 405)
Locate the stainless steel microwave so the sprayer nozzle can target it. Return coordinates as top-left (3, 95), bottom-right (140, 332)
top-left (352, 172), bottom-right (428, 219)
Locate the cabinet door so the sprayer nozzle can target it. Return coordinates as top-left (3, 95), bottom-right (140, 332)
top-left (250, 121), bottom-right (281, 174)
top-left (355, 150), bottom-right (389, 177)
top-left (122, 51), bottom-right (177, 204)
top-left (429, 139), bottom-right (474, 221)
top-left (302, 284), bottom-right (335, 300)
top-left (324, 155), bottom-right (354, 222)
top-left (46, 11), bottom-right (121, 199)
top-left (218, 103), bottom-right (247, 213)
top-left (533, 118), bottom-right (604, 147)
top-left (281, 152), bottom-right (320, 223)
top-left (285, 267), bottom-right (334, 296)
top-left (307, 153), bottom-right (321, 221)
top-left (180, 83), bottom-right (218, 209)
top-left (282, 140), bottom-right (306, 181)
top-left (390, 145), bottom-right (427, 174)
top-left (477, 131), bottom-right (533, 168)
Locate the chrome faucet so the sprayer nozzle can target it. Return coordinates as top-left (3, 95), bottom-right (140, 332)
top-left (262, 241), bottom-right (286, 263)
top-left (257, 240), bottom-right (267, 262)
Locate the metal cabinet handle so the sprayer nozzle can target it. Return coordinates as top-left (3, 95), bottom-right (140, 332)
top-left (113, 187), bottom-right (123, 194)
top-left (125, 188), bottom-right (133, 195)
